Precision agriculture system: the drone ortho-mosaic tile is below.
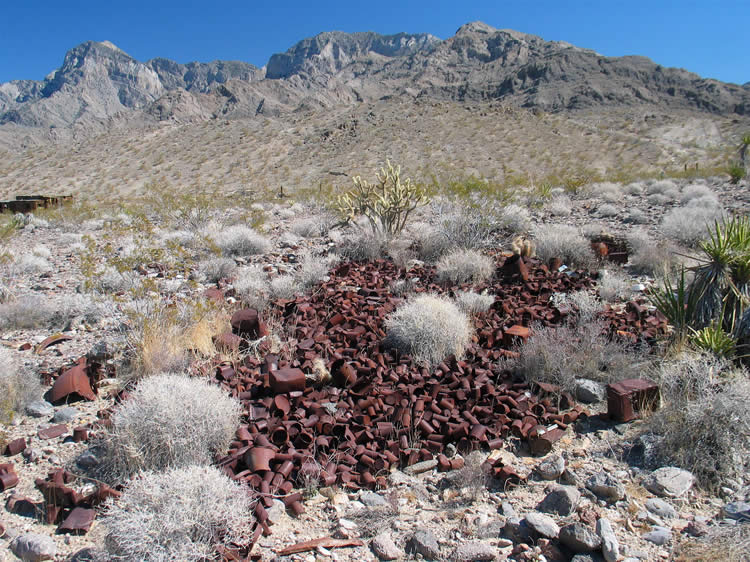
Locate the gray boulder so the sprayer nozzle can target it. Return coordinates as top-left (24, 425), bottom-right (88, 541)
top-left (644, 467), bottom-right (695, 497)
top-left (723, 501), bottom-right (750, 521)
top-left (596, 518), bottom-right (619, 562)
top-left (586, 471), bottom-right (625, 501)
top-left (645, 498), bottom-right (677, 519)
top-left (10, 534), bottom-right (56, 561)
top-left (642, 525), bottom-right (672, 545)
top-left (524, 512), bottom-right (560, 538)
top-left (537, 485), bottom-right (581, 516)
top-left (407, 529), bottom-right (440, 560)
top-left (575, 379), bottom-right (606, 403)
top-left (371, 533), bottom-right (403, 560)
top-left (452, 541), bottom-right (498, 561)
top-left (25, 400), bottom-right (53, 418)
top-left (537, 454), bottom-right (566, 480)
top-left (559, 523), bottom-right (602, 552)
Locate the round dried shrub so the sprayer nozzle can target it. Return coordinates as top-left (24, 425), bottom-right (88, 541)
top-left (385, 294), bottom-right (472, 366)
top-left (211, 225), bottom-right (271, 257)
top-left (102, 373), bottom-right (241, 479)
top-left (0, 347), bottom-right (41, 423)
top-left (435, 249), bottom-right (494, 285)
top-left (101, 465), bottom-right (252, 562)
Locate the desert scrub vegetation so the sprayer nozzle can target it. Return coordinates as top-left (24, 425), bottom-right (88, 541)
top-left (233, 265), bottom-right (271, 310)
top-left (454, 290), bottom-right (495, 315)
top-left (626, 230), bottom-right (681, 278)
top-left (0, 346), bottom-right (41, 423)
top-left (100, 373), bottom-right (241, 480)
top-left (435, 249), bottom-right (494, 285)
top-left (208, 224), bottom-right (271, 257)
top-left (384, 294), bottom-right (472, 367)
top-left (337, 160), bottom-right (429, 237)
top-left (197, 257), bottom-right (237, 284)
top-left (101, 465), bottom-right (252, 561)
top-left (533, 224), bottom-right (596, 269)
top-left (660, 201), bottom-right (725, 247)
top-left (644, 354), bottom-right (750, 491)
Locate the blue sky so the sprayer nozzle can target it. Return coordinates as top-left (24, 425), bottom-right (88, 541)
top-left (1, 0), bottom-right (748, 85)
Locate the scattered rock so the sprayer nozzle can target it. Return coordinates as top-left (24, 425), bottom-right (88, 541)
top-left (25, 400), bottom-right (54, 418)
top-left (405, 459), bottom-right (438, 475)
top-left (537, 454), bottom-right (566, 480)
top-left (642, 525), bottom-right (672, 545)
top-left (723, 501), bottom-right (750, 521)
top-left (360, 491), bottom-right (389, 507)
top-left (559, 523), bottom-right (602, 553)
top-left (452, 541), bottom-right (498, 561)
top-left (645, 498), bottom-right (676, 519)
top-left (575, 379), bottom-right (606, 403)
top-left (371, 533), bottom-right (403, 560)
top-left (586, 471), bottom-right (625, 501)
top-left (75, 450), bottom-right (99, 470)
top-left (501, 518), bottom-right (532, 543)
top-left (684, 519), bottom-right (708, 537)
top-left (407, 529), bottom-right (440, 560)
top-left (644, 467), bottom-right (695, 498)
top-left (596, 518), bottom-right (619, 562)
top-left (524, 512), bottom-right (560, 538)
top-left (537, 485), bottom-right (581, 516)
top-left (500, 501), bottom-right (517, 519)
top-left (53, 406), bottom-right (80, 423)
top-left (10, 533), bottom-right (57, 561)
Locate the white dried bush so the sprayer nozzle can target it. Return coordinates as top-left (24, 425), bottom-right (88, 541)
top-left (59, 232), bottom-right (83, 246)
top-left (646, 179), bottom-right (678, 195)
top-left (0, 297), bottom-right (55, 330)
top-left (437, 206), bottom-right (497, 250)
top-left (0, 346), bottom-right (41, 422)
top-left (546, 195), bottom-right (573, 217)
top-left (647, 193), bottom-right (673, 206)
top-left (597, 203), bottom-right (619, 217)
top-left (597, 270), bottom-right (632, 302)
top-left (649, 353), bottom-right (728, 405)
top-left (31, 245), bottom-right (51, 259)
top-left (337, 230), bottom-right (389, 261)
top-left (297, 252), bottom-right (337, 290)
top-left (454, 290), bottom-right (495, 315)
top-left (435, 249), bottom-right (494, 285)
top-left (533, 224), bottom-right (596, 268)
top-left (52, 294), bottom-right (110, 328)
top-left (210, 225), bottom-right (271, 257)
top-left (626, 230), bottom-right (680, 277)
top-left (270, 275), bottom-right (300, 300)
top-left (550, 290), bottom-right (603, 322)
top-left (647, 375), bottom-right (750, 491)
top-left (290, 218), bottom-right (321, 238)
top-left (624, 208), bottom-right (649, 224)
top-left (233, 265), bottom-right (270, 310)
top-left (660, 204), bottom-right (725, 247)
top-left (158, 229), bottom-right (196, 247)
top-left (685, 193), bottom-right (721, 209)
top-left (588, 181), bottom-right (621, 203)
top-left (623, 181), bottom-right (644, 195)
top-left (102, 373), bottom-right (241, 479)
top-left (679, 183), bottom-right (715, 203)
top-left (410, 222), bottom-right (451, 262)
top-left (497, 204), bottom-right (532, 235)
top-left (13, 254), bottom-right (51, 274)
top-left (27, 214), bottom-right (49, 228)
top-left (97, 266), bottom-right (139, 294)
top-left (384, 294), bottom-right (472, 366)
top-left (101, 465), bottom-right (252, 562)
top-left (198, 257), bottom-right (237, 284)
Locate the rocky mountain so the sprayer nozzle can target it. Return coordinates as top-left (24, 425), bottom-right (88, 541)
top-left (0, 22), bottom-right (748, 143)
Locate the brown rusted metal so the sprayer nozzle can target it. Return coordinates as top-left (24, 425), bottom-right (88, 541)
top-left (49, 359), bottom-right (96, 403)
top-left (270, 368), bottom-right (305, 394)
top-left (607, 378), bottom-right (659, 422)
top-left (4, 438), bottom-right (26, 456)
top-left (34, 333), bottom-right (72, 354)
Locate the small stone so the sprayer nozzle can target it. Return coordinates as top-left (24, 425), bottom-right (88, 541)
top-left (267, 500), bottom-right (286, 524)
top-left (476, 521), bottom-right (505, 539)
top-left (575, 379), bottom-right (606, 403)
top-left (407, 529), bottom-right (440, 560)
top-left (338, 518), bottom-right (357, 530)
top-left (500, 501), bottom-right (517, 519)
top-left (53, 407), bottom-right (80, 423)
top-left (596, 518), bottom-right (619, 562)
top-left (76, 450), bottom-right (99, 470)
top-left (22, 448), bottom-right (41, 463)
top-left (524, 512), bottom-right (560, 538)
top-left (684, 519), bottom-right (708, 537)
top-left (559, 523), bottom-right (602, 553)
top-left (10, 533), bottom-right (57, 561)
top-left (570, 555), bottom-right (605, 562)
top-left (586, 471), bottom-right (625, 501)
top-left (371, 533), bottom-right (403, 560)
top-left (501, 518), bottom-right (532, 543)
top-left (25, 400), bottom-right (54, 418)
top-left (723, 501), bottom-right (750, 521)
top-left (537, 454), bottom-right (566, 480)
top-left (537, 485), bottom-right (581, 516)
top-left (405, 459), bottom-right (438, 475)
top-left (642, 525), bottom-right (671, 545)
top-left (360, 491), bottom-right (389, 507)
top-left (645, 498), bottom-right (677, 519)
top-left (644, 467), bottom-right (695, 498)
top-left (452, 541), bottom-right (498, 561)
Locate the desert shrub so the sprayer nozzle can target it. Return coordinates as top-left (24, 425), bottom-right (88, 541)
top-left (674, 523), bottom-right (750, 562)
top-left (384, 294), bottom-right (472, 366)
top-left (96, 266), bottom-right (139, 294)
top-left (210, 225), bottom-right (271, 257)
top-left (270, 275), bottom-right (300, 300)
top-left (680, 184), bottom-right (715, 204)
top-left (232, 266), bottom-right (270, 310)
top-left (597, 270), bottom-right (632, 302)
top-left (626, 230), bottom-right (680, 277)
top-left (337, 160), bottom-right (428, 237)
top-left (623, 208), bottom-right (649, 224)
top-left (646, 373), bottom-right (750, 491)
top-left (297, 252), bottom-right (337, 290)
top-left (409, 222), bottom-right (450, 262)
top-left (728, 162), bottom-right (747, 184)
top-left (198, 257), bottom-right (237, 284)
top-left (337, 229), bottom-right (390, 261)
top-left (0, 347), bottom-right (41, 423)
top-left (496, 204), bottom-right (532, 235)
top-left (290, 213), bottom-right (337, 238)
top-left (588, 181), bottom-right (621, 203)
top-left (546, 195), bottom-right (573, 217)
top-left (435, 249), bottom-right (494, 285)
top-left (158, 229), bottom-right (196, 247)
top-left (623, 181), bottom-right (644, 195)
top-left (52, 294), bottom-right (109, 328)
top-left (101, 465), bottom-right (252, 562)
top-left (660, 204), bottom-right (725, 247)
top-left (13, 254), bottom-right (51, 275)
top-left (597, 203), bottom-right (619, 217)
top-left (647, 193), bottom-right (673, 206)
top-left (0, 297), bottom-right (55, 330)
top-left (533, 224), bottom-right (596, 268)
top-left (31, 244), bottom-right (51, 259)
top-left (646, 179), bottom-right (678, 195)
top-left (434, 205), bottom-right (498, 251)
top-left (102, 373), bottom-right (241, 479)
top-left (454, 290), bottom-right (495, 315)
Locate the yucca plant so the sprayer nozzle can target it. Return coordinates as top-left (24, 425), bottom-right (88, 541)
top-left (689, 323), bottom-right (737, 358)
top-left (649, 268), bottom-right (702, 347)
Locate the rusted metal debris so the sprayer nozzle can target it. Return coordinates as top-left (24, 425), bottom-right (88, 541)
top-left (276, 537), bottom-right (364, 556)
top-left (0, 464), bottom-right (19, 491)
top-left (607, 378), bottom-right (660, 422)
top-left (49, 358), bottom-right (96, 403)
top-left (0, 195), bottom-right (72, 214)
top-left (34, 333), bottom-right (72, 354)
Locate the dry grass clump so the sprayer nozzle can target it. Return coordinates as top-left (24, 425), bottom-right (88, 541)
top-left (454, 290), bottom-right (495, 315)
top-left (336, 229), bottom-right (391, 261)
top-left (546, 195), bottom-right (573, 217)
top-left (31, 244), bottom-right (51, 259)
top-left (101, 373), bottom-right (241, 480)
top-left (588, 181), bottom-right (621, 203)
top-left (436, 204), bottom-right (498, 250)
top-left (596, 203), bottom-right (619, 218)
top-left (101, 465), bottom-right (252, 562)
top-left (626, 229), bottom-right (682, 277)
top-left (269, 275), bottom-right (300, 300)
top-left (0, 347), bottom-right (41, 423)
top-left (297, 252), bottom-right (337, 290)
top-left (385, 294), bottom-right (473, 367)
top-left (679, 183), bottom-right (716, 204)
top-left (623, 181), bottom-right (645, 195)
top-left (290, 212), bottom-right (337, 238)
top-left (232, 265), bottom-right (270, 310)
top-left (597, 269), bottom-right (632, 302)
top-left (661, 203), bottom-right (725, 247)
top-left (435, 249), bottom-right (494, 285)
top-left (497, 204), bottom-right (532, 235)
top-left (197, 257), bottom-right (237, 284)
top-left (624, 208), bottom-right (649, 224)
top-left (0, 296), bottom-right (55, 330)
top-left (674, 523), bottom-right (750, 562)
top-left (409, 222), bottom-right (451, 262)
top-left (646, 179), bottom-right (679, 196)
top-left (645, 356), bottom-right (750, 490)
top-left (533, 224), bottom-right (596, 269)
top-left (97, 266), bottom-right (139, 294)
top-left (209, 224), bottom-right (271, 257)
top-left (13, 253), bottom-right (51, 275)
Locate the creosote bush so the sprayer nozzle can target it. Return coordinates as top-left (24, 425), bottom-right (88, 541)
top-left (384, 294), bottom-right (472, 367)
top-left (102, 465), bottom-right (252, 562)
top-left (101, 373), bottom-right (241, 480)
top-left (435, 249), bottom-right (494, 285)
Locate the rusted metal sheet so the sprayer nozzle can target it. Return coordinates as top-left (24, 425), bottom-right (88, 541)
top-left (607, 378), bottom-right (659, 422)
